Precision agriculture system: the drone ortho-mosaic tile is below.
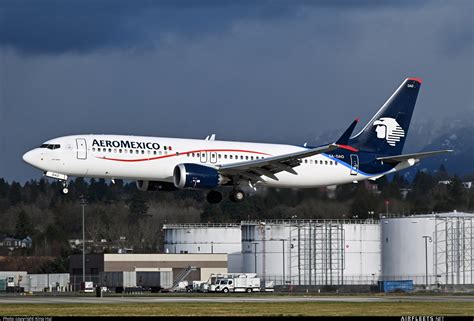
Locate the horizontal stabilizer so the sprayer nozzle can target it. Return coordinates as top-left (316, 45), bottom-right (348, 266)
top-left (377, 150), bottom-right (453, 164)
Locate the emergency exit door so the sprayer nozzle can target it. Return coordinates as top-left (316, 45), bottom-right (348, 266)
top-left (350, 154), bottom-right (359, 175)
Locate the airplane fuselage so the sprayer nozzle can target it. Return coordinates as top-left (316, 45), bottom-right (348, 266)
top-left (23, 134), bottom-right (408, 188)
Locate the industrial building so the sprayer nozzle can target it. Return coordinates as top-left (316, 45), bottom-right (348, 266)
top-left (69, 253), bottom-right (228, 291)
top-left (163, 212), bottom-right (474, 288)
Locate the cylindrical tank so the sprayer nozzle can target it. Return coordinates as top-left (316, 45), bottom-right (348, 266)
top-left (163, 223), bottom-right (241, 254)
top-left (241, 219), bottom-right (381, 286)
top-left (381, 212), bottom-right (473, 285)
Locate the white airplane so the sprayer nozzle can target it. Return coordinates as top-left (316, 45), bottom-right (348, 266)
top-left (23, 78), bottom-right (451, 203)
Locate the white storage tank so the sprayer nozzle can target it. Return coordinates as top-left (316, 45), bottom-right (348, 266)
top-left (241, 219), bottom-right (381, 286)
top-left (381, 212), bottom-right (473, 285)
top-left (163, 223), bottom-right (242, 273)
top-left (163, 223), bottom-right (241, 254)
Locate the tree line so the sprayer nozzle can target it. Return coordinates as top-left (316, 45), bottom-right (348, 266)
top-left (0, 165), bottom-right (473, 260)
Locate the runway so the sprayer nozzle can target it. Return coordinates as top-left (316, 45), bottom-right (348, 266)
top-left (0, 295), bottom-right (473, 304)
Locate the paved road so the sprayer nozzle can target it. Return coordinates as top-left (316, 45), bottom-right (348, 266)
top-left (0, 295), bottom-right (473, 304)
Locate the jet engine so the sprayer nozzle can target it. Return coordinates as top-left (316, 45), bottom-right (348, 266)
top-left (173, 163), bottom-right (227, 189)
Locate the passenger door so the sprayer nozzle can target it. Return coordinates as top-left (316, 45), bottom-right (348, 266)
top-left (76, 138), bottom-right (87, 160)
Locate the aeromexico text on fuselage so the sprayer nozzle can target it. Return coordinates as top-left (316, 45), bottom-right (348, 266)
top-left (92, 139), bottom-right (163, 151)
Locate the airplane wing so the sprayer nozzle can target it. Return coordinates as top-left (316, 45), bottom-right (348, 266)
top-left (376, 150), bottom-right (453, 164)
top-left (217, 119), bottom-right (359, 183)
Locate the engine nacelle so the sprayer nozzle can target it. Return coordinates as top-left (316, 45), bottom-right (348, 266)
top-left (173, 163), bottom-right (226, 189)
top-left (136, 180), bottom-right (177, 192)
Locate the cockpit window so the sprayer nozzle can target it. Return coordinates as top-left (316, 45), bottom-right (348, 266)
top-left (39, 144), bottom-right (61, 150)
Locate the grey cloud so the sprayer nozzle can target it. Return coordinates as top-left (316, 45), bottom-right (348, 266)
top-left (0, 0), bottom-right (432, 55)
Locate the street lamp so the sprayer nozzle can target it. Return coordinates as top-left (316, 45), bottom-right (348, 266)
top-left (79, 195), bottom-right (87, 283)
top-left (422, 235), bottom-right (432, 288)
top-left (252, 242), bottom-right (258, 274)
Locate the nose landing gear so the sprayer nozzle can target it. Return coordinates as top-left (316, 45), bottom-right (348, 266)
top-left (61, 181), bottom-right (69, 195)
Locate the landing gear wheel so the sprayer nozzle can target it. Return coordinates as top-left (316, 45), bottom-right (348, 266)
top-left (60, 181), bottom-right (69, 195)
top-left (229, 190), bottom-right (245, 202)
top-left (206, 190), bottom-right (223, 204)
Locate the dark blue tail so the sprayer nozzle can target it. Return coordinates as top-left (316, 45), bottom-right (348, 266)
top-left (349, 78), bottom-right (422, 156)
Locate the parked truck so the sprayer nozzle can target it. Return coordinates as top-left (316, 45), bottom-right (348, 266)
top-left (212, 273), bottom-right (261, 293)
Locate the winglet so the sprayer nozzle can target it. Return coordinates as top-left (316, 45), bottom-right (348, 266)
top-left (335, 118), bottom-right (359, 151)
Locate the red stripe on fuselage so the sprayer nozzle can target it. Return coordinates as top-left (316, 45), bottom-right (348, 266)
top-left (96, 149), bottom-right (272, 162)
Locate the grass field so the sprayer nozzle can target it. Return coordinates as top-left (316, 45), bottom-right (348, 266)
top-left (0, 302), bottom-right (473, 316)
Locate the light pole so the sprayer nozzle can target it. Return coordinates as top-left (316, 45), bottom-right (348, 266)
top-left (80, 196), bottom-right (87, 283)
top-left (385, 200), bottom-right (390, 216)
top-left (252, 242), bottom-right (258, 274)
top-left (422, 235), bottom-right (432, 288)
top-left (368, 211), bottom-right (374, 222)
top-left (280, 239), bottom-right (286, 285)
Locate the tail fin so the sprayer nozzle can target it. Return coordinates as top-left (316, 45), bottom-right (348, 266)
top-left (349, 77), bottom-right (422, 156)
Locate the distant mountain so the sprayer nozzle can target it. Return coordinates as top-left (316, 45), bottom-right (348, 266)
top-left (313, 116), bottom-right (474, 178)
top-left (411, 126), bottom-right (474, 177)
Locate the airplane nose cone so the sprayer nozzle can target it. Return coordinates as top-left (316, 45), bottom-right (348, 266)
top-left (23, 150), bottom-right (39, 167)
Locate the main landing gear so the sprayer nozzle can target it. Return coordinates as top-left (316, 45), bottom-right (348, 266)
top-left (229, 189), bottom-right (245, 203)
top-left (206, 189), bottom-right (246, 204)
top-left (206, 190), bottom-right (223, 204)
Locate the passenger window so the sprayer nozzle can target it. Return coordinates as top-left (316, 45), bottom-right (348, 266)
top-left (224, 155), bottom-right (228, 159)
top-left (240, 156), bottom-right (243, 160)
top-left (218, 154), bottom-right (221, 159)
top-left (320, 160), bottom-right (323, 164)
top-left (330, 161), bottom-right (333, 165)
top-left (325, 160), bottom-right (328, 165)
top-left (251, 156), bottom-right (254, 160)
top-left (164, 146), bottom-right (167, 151)
top-left (304, 159), bottom-right (308, 164)
top-left (141, 150), bottom-right (145, 154)
top-left (119, 149), bottom-right (122, 153)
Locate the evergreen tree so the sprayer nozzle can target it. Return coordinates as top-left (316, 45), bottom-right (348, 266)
top-left (0, 178), bottom-right (9, 198)
top-left (8, 181), bottom-right (22, 206)
top-left (128, 193), bottom-right (149, 224)
top-left (15, 210), bottom-right (33, 239)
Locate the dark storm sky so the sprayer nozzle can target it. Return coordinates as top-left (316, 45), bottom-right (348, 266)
top-left (0, 0), bottom-right (473, 182)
